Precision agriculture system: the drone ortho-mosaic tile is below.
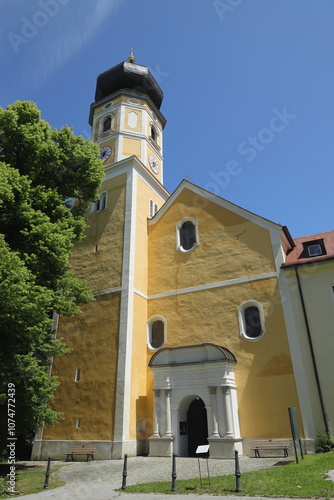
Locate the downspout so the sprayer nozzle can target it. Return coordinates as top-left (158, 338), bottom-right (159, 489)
top-left (293, 265), bottom-right (330, 434)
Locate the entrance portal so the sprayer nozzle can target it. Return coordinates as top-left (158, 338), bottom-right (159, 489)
top-left (187, 398), bottom-right (208, 457)
top-left (149, 344), bottom-right (243, 458)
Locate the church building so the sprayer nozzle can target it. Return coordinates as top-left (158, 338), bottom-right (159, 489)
top-left (31, 56), bottom-right (333, 460)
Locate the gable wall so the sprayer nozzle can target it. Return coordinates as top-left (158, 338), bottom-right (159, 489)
top-left (146, 188), bottom-right (303, 438)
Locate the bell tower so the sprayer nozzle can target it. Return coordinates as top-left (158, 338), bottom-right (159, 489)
top-left (89, 53), bottom-right (166, 184)
top-left (31, 55), bottom-right (170, 460)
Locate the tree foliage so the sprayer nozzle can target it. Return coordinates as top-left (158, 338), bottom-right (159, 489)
top-left (0, 101), bottom-right (104, 455)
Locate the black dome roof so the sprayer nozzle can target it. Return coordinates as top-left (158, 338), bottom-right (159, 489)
top-left (94, 61), bottom-right (163, 110)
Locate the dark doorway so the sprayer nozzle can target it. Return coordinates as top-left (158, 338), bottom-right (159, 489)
top-left (187, 398), bottom-right (208, 457)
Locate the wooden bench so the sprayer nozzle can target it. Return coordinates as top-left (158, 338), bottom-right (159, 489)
top-left (65, 445), bottom-right (96, 461)
top-left (252, 440), bottom-right (290, 458)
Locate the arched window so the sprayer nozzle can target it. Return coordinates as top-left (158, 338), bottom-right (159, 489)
top-left (148, 316), bottom-right (166, 350)
top-left (98, 114), bottom-right (114, 135)
top-left (238, 301), bottom-right (265, 341)
top-left (176, 218), bottom-right (199, 252)
top-left (150, 125), bottom-right (157, 142)
top-left (103, 116), bottom-right (111, 132)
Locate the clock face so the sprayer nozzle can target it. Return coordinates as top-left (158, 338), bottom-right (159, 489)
top-left (99, 146), bottom-right (111, 162)
top-left (148, 154), bottom-right (159, 174)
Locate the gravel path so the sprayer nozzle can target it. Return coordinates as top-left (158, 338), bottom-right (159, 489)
top-left (8, 455), bottom-right (321, 500)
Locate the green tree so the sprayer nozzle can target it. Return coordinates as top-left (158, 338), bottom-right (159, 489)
top-left (0, 101), bottom-right (104, 456)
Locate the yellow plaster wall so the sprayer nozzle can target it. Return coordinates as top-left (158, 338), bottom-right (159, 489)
top-left (134, 175), bottom-right (165, 292)
top-left (122, 137), bottom-right (141, 158)
top-left (148, 188), bottom-right (276, 295)
top-left (146, 190), bottom-right (302, 438)
top-left (43, 293), bottom-right (120, 440)
top-left (124, 107), bottom-right (142, 132)
top-left (146, 280), bottom-right (301, 438)
top-left (129, 174), bottom-right (168, 440)
top-left (69, 174), bottom-right (127, 292)
top-left (130, 293), bottom-right (149, 441)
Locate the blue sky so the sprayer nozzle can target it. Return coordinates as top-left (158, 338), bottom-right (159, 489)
top-left (1, 0), bottom-right (334, 238)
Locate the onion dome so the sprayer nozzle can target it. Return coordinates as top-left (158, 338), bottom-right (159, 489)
top-left (94, 56), bottom-right (163, 110)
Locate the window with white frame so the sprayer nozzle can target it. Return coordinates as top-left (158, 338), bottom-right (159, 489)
top-left (91, 191), bottom-right (107, 214)
top-left (150, 124), bottom-right (158, 143)
top-left (98, 114), bottom-right (114, 134)
top-left (148, 316), bottom-right (167, 350)
top-left (238, 300), bottom-right (265, 340)
top-left (302, 238), bottom-right (326, 258)
top-left (149, 199), bottom-right (158, 217)
top-left (176, 218), bottom-right (199, 252)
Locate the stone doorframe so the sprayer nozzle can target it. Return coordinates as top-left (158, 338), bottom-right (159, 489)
top-left (148, 343), bottom-right (243, 458)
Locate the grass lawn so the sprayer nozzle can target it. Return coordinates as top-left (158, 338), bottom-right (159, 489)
top-left (0, 462), bottom-right (66, 498)
top-left (125, 452), bottom-right (334, 497)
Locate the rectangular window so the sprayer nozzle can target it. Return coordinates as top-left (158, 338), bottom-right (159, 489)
top-left (75, 368), bottom-right (80, 382)
top-left (149, 199), bottom-right (158, 217)
top-left (307, 244), bottom-right (322, 257)
top-left (302, 238), bottom-right (326, 258)
top-left (91, 191), bottom-right (107, 214)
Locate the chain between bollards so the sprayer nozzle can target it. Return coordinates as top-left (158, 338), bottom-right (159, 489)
top-left (234, 450), bottom-right (242, 492)
top-left (121, 454), bottom-right (128, 490)
top-left (171, 453), bottom-right (177, 492)
top-left (43, 457), bottom-right (51, 489)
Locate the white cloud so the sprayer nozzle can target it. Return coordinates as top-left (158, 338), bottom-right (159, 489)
top-left (3, 0), bottom-right (125, 84)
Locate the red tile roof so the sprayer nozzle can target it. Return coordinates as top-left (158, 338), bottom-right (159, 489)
top-left (284, 230), bottom-right (334, 267)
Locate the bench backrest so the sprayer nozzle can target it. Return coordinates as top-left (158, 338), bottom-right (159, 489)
top-left (68, 446), bottom-right (96, 453)
top-left (252, 440), bottom-right (290, 447)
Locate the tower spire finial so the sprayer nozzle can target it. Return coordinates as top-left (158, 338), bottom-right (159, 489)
top-left (128, 48), bottom-right (135, 63)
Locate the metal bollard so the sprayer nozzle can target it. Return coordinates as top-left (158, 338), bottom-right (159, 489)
top-left (44, 457), bottom-right (51, 489)
top-left (121, 454), bottom-right (128, 490)
top-left (171, 453), bottom-right (177, 492)
top-left (234, 450), bottom-right (242, 492)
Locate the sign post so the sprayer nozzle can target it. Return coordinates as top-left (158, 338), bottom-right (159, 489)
top-left (288, 406), bottom-right (304, 463)
top-left (196, 445), bottom-right (210, 487)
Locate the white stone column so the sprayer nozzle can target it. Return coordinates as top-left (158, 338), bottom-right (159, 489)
top-left (209, 386), bottom-right (220, 437)
top-left (223, 387), bottom-right (234, 437)
top-left (153, 389), bottom-right (160, 437)
top-left (164, 389), bottom-right (172, 437)
top-left (216, 386), bottom-right (225, 437)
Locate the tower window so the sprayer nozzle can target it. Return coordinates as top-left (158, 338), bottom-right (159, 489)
top-left (150, 125), bottom-right (157, 142)
top-left (176, 218), bottom-right (199, 253)
top-left (103, 116), bottom-right (111, 132)
top-left (149, 199), bottom-right (158, 217)
top-left (238, 301), bottom-right (265, 341)
top-left (91, 191), bottom-right (107, 214)
top-left (148, 316), bottom-right (167, 350)
top-left (98, 114), bottom-right (114, 135)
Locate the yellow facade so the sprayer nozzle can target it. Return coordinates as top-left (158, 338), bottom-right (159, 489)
top-left (145, 187), bottom-right (301, 441)
top-left (32, 59), bottom-right (321, 461)
top-left (43, 293), bottom-right (120, 441)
